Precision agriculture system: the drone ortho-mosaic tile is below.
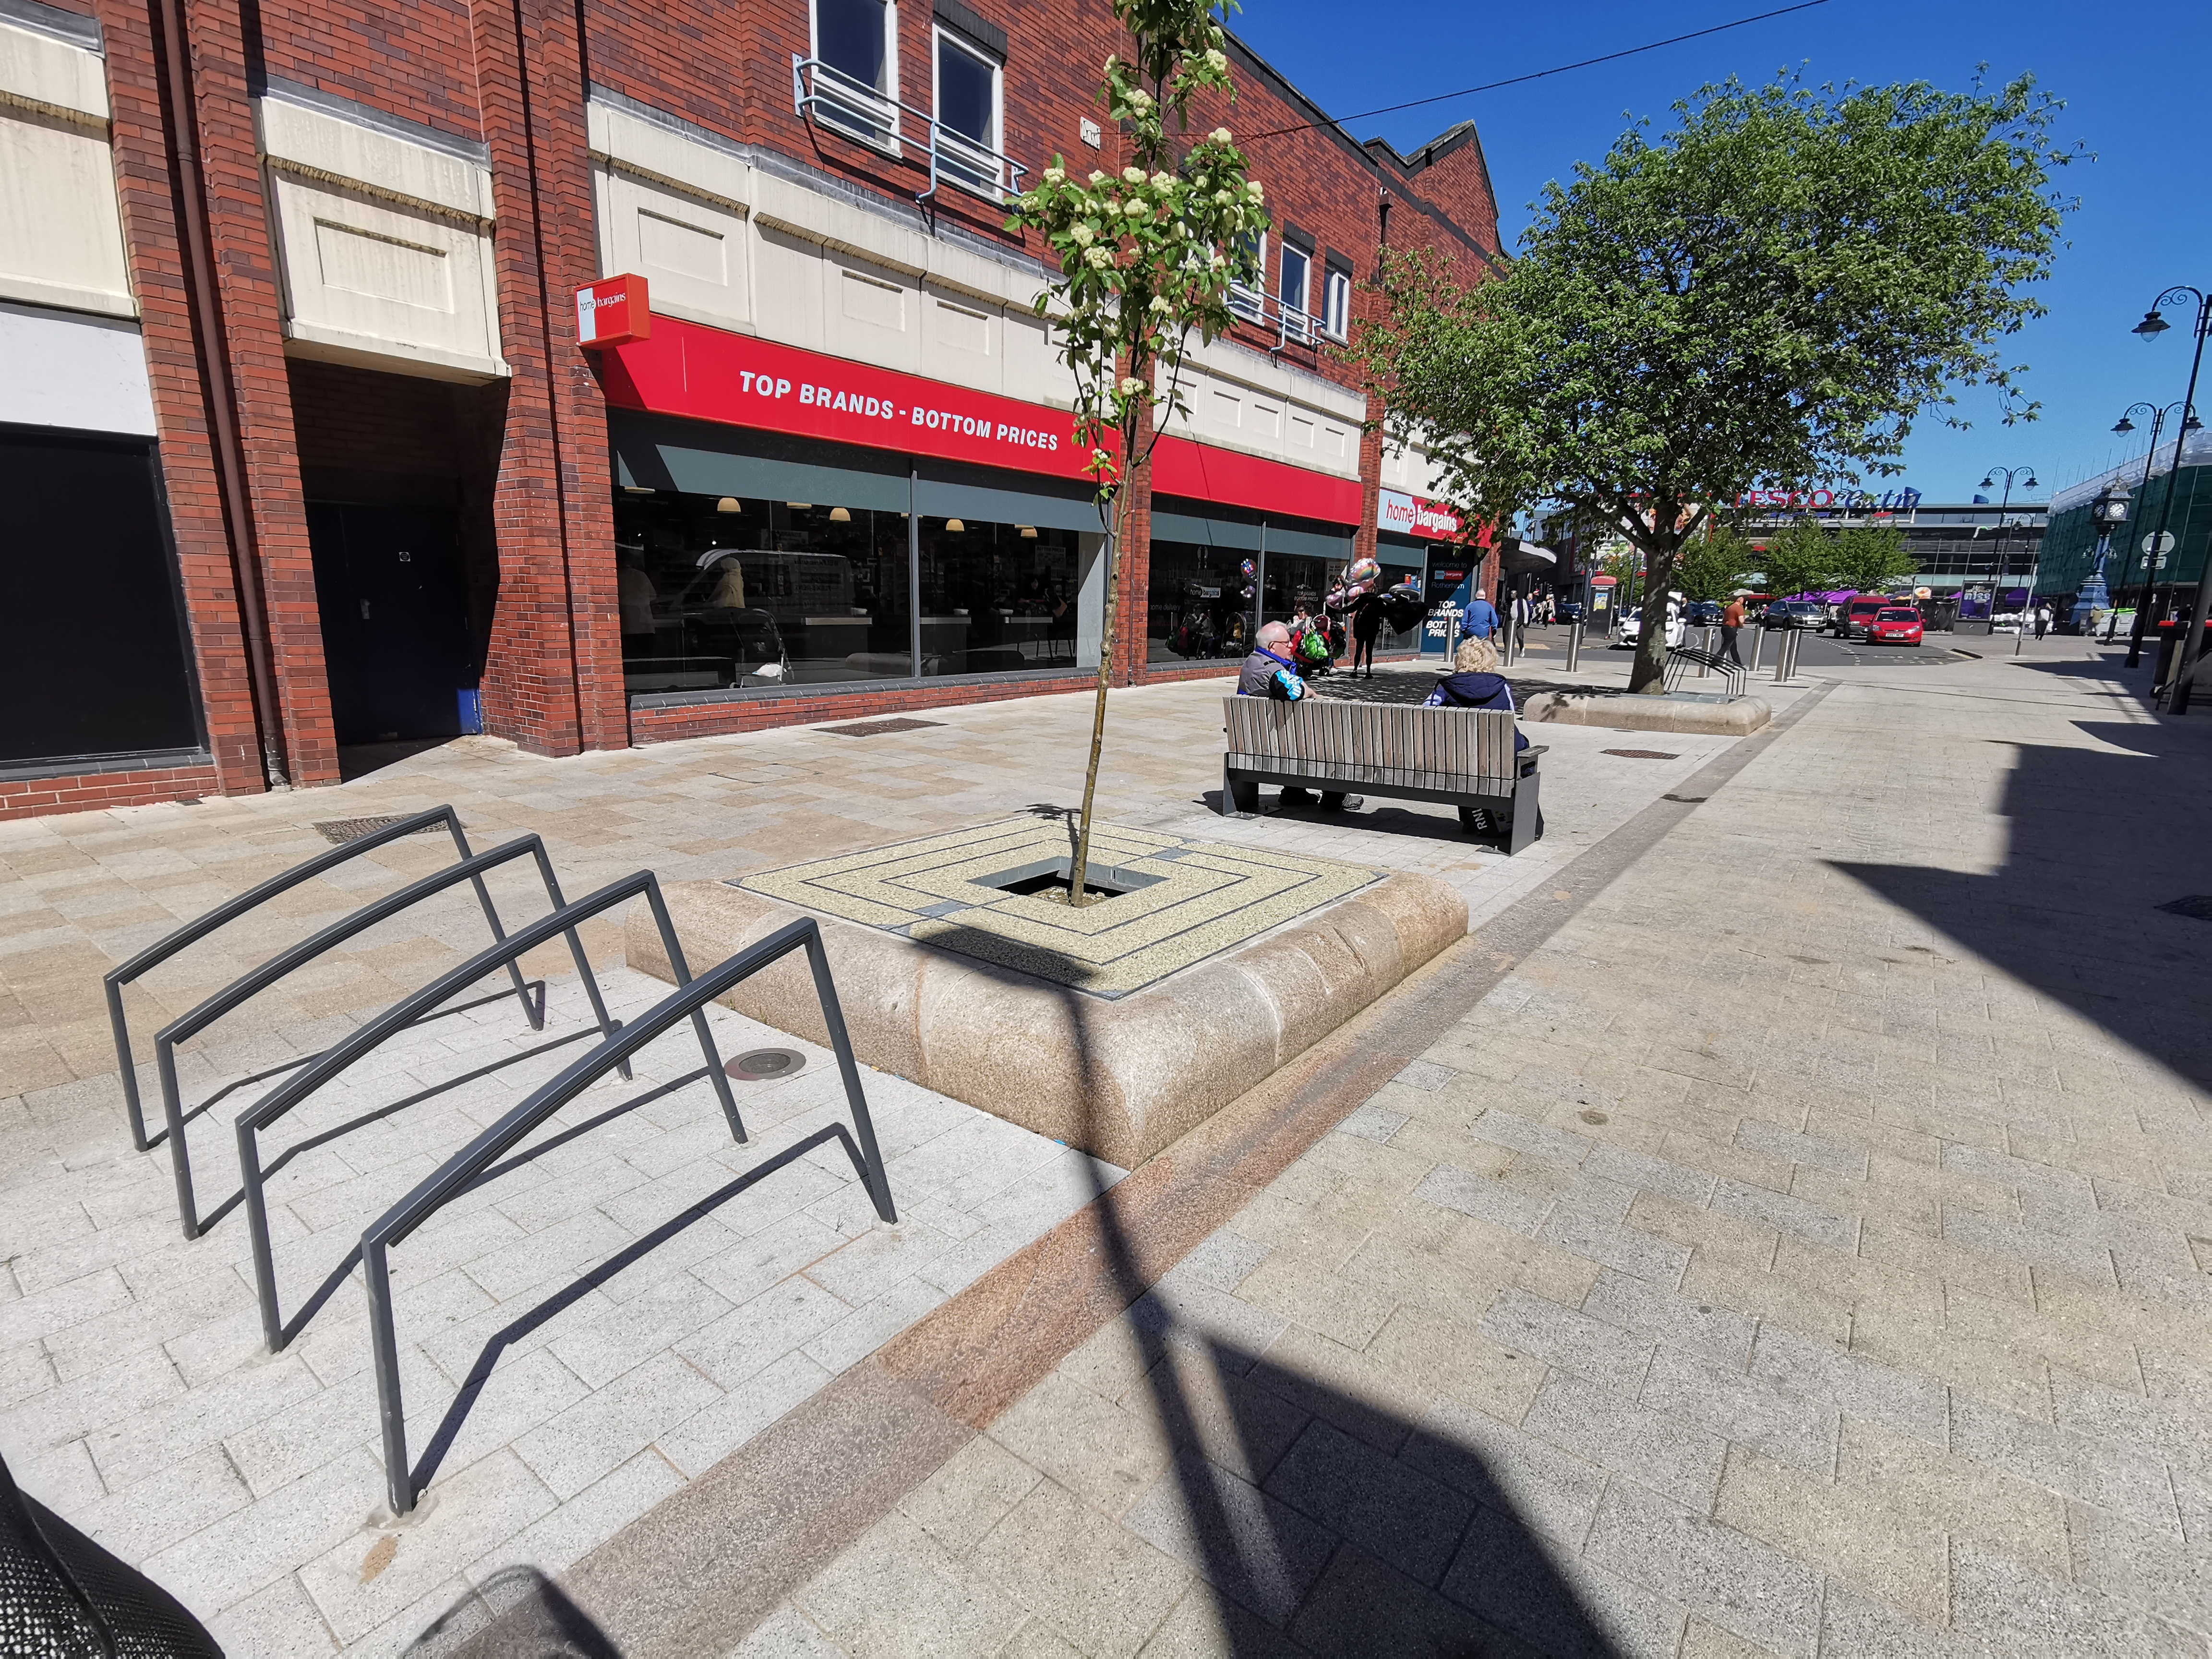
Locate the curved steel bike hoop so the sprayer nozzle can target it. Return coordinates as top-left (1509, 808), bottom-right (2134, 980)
top-left (152, 833), bottom-right (606, 1238)
top-left (104, 806), bottom-right (509, 1154)
top-left (235, 870), bottom-right (718, 1353)
top-left (361, 915), bottom-right (895, 1516)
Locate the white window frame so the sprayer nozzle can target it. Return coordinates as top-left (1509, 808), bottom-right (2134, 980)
top-left (1279, 240), bottom-right (1312, 341)
top-left (929, 24), bottom-right (1006, 199)
top-left (1228, 229), bottom-right (1266, 323)
top-left (1322, 266), bottom-right (1351, 341)
top-left (809, 0), bottom-right (902, 151)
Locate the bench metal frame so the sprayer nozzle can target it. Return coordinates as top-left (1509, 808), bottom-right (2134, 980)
top-left (361, 915), bottom-right (894, 1516)
top-left (103, 806), bottom-right (522, 1155)
top-left (150, 833), bottom-right (610, 1238)
top-left (230, 873), bottom-right (720, 1352)
top-left (1664, 642), bottom-right (1748, 697)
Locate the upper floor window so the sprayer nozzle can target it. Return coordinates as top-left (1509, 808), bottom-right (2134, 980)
top-left (813, 0), bottom-right (897, 146)
top-left (1279, 239), bottom-right (1312, 340)
top-left (933, 25), bottom-right (1004, 194)
top-left (1229, 230), bottom-right (1266, 322)
top-left (1322, 264), bottom-right (1351, 341)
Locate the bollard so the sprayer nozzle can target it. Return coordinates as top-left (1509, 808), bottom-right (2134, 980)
top-left (1565, 622), bottom-right (1583, 672)
top-left (1773, 626), bottom-right (1799, 684)
top-left (1747, 625), bottom-right (1765, 673)
top-left (1695, 625), bottom-right (1712, 677)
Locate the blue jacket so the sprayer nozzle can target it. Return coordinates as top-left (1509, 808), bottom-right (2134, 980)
top-left (1424, 670), bottom-right (1529, 748)
top-left (1460, 600), bottom-right (1498, 639)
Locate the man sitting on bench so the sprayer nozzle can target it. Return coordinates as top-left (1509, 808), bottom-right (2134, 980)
top-left (1238, 621), bottom-right (1363, 812)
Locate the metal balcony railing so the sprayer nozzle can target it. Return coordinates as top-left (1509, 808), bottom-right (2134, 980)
top-left (1226, 284), bottom-right (1331, 352)
top-left (793, 55), bottom-right (1027, 205)
top-left (361, 914), bottom-right (896, 1515)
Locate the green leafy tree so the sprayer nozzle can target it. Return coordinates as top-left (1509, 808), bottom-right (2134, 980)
top-left (1829, 524), bottom-right (1916, 593)
top-left (1675, 524), bottom-right (1758, 602)
top-left (1364, 72), bottom-right (2074, 692)
top-left (1758, 519), bottom-right (1839, 601)
top-left (1006, 0), bottom-right (1264, 902)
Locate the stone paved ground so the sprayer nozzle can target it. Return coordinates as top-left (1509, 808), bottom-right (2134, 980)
top-left (736, 643), bottom-right (2212, 1658)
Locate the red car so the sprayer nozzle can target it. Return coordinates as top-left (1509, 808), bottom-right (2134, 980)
top-left (1868, 606), bottom-right (1924, 645)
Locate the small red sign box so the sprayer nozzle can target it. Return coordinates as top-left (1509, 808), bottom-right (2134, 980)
top-left (576, 275), bottom-right (650, 349)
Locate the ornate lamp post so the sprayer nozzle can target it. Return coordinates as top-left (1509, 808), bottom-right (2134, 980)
top-left (2111, 400), bottom-right (2199, 666)
top-left (2073, 482), bottom-right (2129, 632)
top-left (2130, 286), bottom-right (2212, 709)
top-left (1977, 464), bottom-right (2038, 650)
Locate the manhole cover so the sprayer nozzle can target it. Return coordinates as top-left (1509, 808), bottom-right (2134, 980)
top-left (820, 717), bottom-right (945, 737)
top-left (1603, 749), bottom-right (1681, 760)
top-left (2158, 895), bottom-right (2212, 922)
top-left (313, 815), bottom-right (440, 844)
top-left (725, 1047), bottom-right (805, 1081)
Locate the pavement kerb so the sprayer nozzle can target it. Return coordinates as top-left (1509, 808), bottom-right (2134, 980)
top-left (503, 680), bottom-right (1843, 1658)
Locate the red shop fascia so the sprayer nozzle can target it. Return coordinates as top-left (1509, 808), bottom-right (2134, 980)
top-left (585, 278), bottom-right (1365, 740)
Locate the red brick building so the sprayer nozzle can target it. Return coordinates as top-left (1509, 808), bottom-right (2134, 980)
top-left (0, 0), bottom-right (1500, 819)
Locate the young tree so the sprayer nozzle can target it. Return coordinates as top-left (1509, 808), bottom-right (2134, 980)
top-left (1006, 0), bottom-right (1264, 902)
top-left (1365, 72), bottom-right (2075, 693)
top-left (1675, 523), bottom-right (1758, 602)
top-left (1830, 524), bottom-right (1916, 594)
top-left (1758, 519), bottom-right (1839, 601)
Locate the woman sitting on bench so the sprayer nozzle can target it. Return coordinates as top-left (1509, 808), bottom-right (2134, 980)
top-left (1424, 637), bottom-right (1530, 751)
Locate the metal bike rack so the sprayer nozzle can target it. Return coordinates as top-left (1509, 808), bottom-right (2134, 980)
top-left (230, 874), bottom-right (715, 1351)
top-left (149, 833), bottom-right (613, 1238)
top-left (103, 806), bottom-right (526, 1155)
top-left (361, 915), bottom-right (894, 1516)
top-left (1663, 644), bottom-right (1748, 698)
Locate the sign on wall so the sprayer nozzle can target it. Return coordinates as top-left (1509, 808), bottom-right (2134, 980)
top-left (577, 275), bottom-right (652, 349)
top-left (1377, 487), bottom-right (1465, 540)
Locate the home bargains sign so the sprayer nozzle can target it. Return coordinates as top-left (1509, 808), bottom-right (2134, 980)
top-left (596, 311), bottom-right (1095, 482)
top-left (1377, 487), bottom-right (1465, 540)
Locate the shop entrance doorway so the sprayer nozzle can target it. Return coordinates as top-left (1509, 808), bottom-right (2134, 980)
top-left (308, 503), bottom-right (474, 745)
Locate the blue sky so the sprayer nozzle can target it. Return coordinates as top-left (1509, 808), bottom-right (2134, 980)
top-left (1235, 0), bottom-right (2212, 506)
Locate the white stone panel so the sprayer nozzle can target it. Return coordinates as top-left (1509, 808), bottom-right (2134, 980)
top-left (593, 166), bottom-right (751, 334)
top-left (257, 94), bottom-right (493, 219)
top-left (1161, 348), bottom-right (1364, 484)
top-left (268, 172), bottom-right (506, 383)
top-left (0, 300), bottom-right (156, 434)
top-left (0, 23), bottom-right (133, 320)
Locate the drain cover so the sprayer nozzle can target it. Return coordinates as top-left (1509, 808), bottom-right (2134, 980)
top-left (1603, 748), bottom-right (1681, 760)
top-left (2158, 896), bottom-right (2212, 922)
top-left (820, 717), bottom-right (945, 737)
top-left (313, 815), bottom-right (440, 844)
top-left (725, 1047), bottom-right (805, 1081)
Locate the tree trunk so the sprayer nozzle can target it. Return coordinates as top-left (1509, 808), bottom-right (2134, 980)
top-left (1067, 481), bottom-right (1130, 905)
top-left (1629, 537), bottom-right (1680, 695)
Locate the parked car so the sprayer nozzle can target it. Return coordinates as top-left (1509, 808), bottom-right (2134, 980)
top-left (1762, 600), bottom-right (1825, 629)
top-left (1867, 606), bottom-right (1925, 646)
top-left (1833, 596), bottom-right (1890, 638)
top-left (1611, 604), bottom-right (1685, 649)
top-left (1683, 600), bottom-right (1726, 628)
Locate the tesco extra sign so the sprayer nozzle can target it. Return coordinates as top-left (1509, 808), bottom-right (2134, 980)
top-left (1377, 488), bottom-right (1465, 540)
top-left (1738, 486), bottom-right (1923, 513)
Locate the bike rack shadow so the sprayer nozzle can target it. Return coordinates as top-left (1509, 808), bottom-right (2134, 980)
top-left (361, 915), bottom-right (896, 1516)
top-left (145, 829), bottom-right (613, 1240)
top-left (233, 872), bottom-right (746, 1353)
top-left (106, 806), bottom-right (524, 1154)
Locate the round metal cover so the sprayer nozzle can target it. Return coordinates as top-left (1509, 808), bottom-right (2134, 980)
top-left (725, 1047), bottom-right (805, 1081)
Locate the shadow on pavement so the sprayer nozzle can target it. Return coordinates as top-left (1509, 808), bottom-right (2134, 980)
top-left (1831, 717), bottom-right (2212, 1094)
top-left (339, 737), bottom-right (455, 781)
top-left (407, 1564), bottom-right (620, 1658)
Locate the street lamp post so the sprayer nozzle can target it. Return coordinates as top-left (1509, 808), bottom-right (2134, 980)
top-left (1976, 464), bottom-right (2039, 653)
top-left (2073, 482), bottom-right (2130, 632)
top-left (2108, 400), bottom-right (2193, 667)
top-left (2129, 286), bottom-right (2212, 710)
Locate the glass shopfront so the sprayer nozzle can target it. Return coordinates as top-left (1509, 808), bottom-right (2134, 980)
top-left (1373, 533), bottom-right (1428, 653)
top-left (610, 413), bottom-right (1104, 694)
top-left (1145, 499), bottom-right (1354, 662)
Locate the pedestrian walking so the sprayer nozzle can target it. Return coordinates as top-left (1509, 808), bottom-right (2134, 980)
top-left (1719, 595), bottom-right (1745, 666)
top-left (2034, 601), bottom-right (2051, 640)
top-left (1461, 588), bottom-right (1499, 641)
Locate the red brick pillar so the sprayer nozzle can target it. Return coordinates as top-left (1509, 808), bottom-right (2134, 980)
top-left (95, 0), bottom-right (263, 797)
top-left (469, 0), bottom-right (628, 756)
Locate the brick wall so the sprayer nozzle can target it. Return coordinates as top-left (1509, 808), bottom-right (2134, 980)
top-left (0, 761), bottom-right (224, 823)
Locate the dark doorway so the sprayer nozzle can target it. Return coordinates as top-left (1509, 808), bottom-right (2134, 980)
top-left (308, 502), bottom-right (473, 745)
top-left (0, 425), bottom-right (202, 768)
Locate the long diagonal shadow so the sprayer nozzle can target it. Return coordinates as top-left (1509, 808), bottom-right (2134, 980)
top-left (1059, 974), bottom-right (1620, 1655)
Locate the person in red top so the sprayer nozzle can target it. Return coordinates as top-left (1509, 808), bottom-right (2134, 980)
top-left (1719, 596), bottom-right (1746, 666)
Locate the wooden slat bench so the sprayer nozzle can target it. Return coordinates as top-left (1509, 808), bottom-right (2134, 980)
top-left (1220, 697), bottom-right (1544, 853)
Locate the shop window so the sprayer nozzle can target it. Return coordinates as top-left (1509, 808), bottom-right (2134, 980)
top-left (1147, 541), bottom-right (1254, 663)
top-left (1279, 240), bottom-right (1312, 341)
top-left (0, 430), bottom-right (200, 768)
top-left (613, 493), bottom-right (911, 691)
top-left (918, 516), bottom-right (1100, 675)
top-left (932, 27), bottom-right (1004, 196)
top-left (811, 0), bottom-right (898, 147)
top-left (1261, 550), bottom-right (1346, 631)
top-left (1322, 266), bottom-right (1351, 341)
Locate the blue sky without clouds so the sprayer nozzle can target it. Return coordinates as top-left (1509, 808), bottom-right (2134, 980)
top-left (1233, 0), bottom-right (2212, 506)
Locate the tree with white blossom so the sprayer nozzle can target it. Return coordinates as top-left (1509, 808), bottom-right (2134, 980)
top-left (1006, 0), bottom-right (1266, 903)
